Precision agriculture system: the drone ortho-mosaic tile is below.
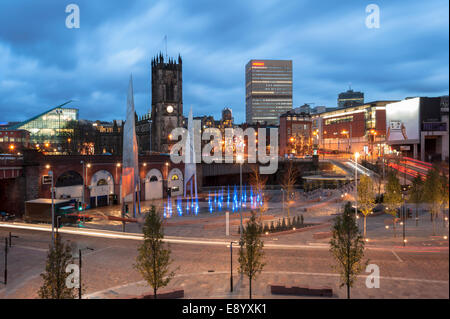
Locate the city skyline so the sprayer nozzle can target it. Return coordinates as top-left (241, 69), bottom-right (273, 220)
top-left (0, 0), bottom-right (448, 124)
top-left (0, 1), bottom-right (448, 304)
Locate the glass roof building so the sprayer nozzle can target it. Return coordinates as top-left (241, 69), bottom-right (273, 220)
top-left (9, 101), bottom-right (79, 146)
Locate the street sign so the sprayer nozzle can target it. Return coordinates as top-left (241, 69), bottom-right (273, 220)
top-left (42, 175), bottom-right (52, 184)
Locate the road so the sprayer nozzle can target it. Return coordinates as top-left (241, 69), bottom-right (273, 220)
top-left (0, 226), bottom-right (448, 299)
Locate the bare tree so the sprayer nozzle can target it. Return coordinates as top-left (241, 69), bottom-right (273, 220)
top-left (249, 165), bottom-right (268, 217)
top-left (281, 160), bottom-right (299, 219)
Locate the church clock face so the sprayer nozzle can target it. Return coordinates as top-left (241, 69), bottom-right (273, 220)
top-left (166, 105), bottom-right (174, 114)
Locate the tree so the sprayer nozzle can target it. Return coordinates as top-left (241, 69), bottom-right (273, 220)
top-left (134, 206), bottom-right (176, 299)
top-left (439, 171), bottom-right (449, 225)
top-left (357, 175), bottom-right (376, 237)
top-left (374, 173), bottom-right (384, 197)
top-left (329, 202), bottom-right (367, 299)
top-left (249, 166), bottom-right (268, 217)
top-left (408, 175), bottom-right (424, 227)
top-left (383, 173), bottom-right (402, 237)
top-left (281, 160), bottom-right (299, 219)
top-left (239, 211), bottom-right (265, 299)
top-left (38, 236), bottom-right (76, 299)
top-left (423, 167), bottom-right (443, 235)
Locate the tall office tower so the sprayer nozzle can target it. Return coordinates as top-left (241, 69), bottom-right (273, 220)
top-left (338, 88), bottom-right (364, 108)
top-left (150, 53), bottom-right (183, 153)
top-left (245, 60), bottom-right (292, 125)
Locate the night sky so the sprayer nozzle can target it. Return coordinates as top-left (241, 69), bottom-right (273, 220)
top-left (0, 0), bottom-right (448, 124)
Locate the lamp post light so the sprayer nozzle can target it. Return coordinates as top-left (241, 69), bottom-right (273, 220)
top-left (403, 205), bottom-right (406, 247)
top-left (237, 154), bottom-right (244, 237)
top-left (229, 241), bottom-right (238, 292)
top-left (341, 130), bottom-right (350, 155)
top-left (354, 152), bottom-right (360, 220)
top-left (48, 170), bottom-right (55, 246)
top-left (80, 161), bottom-right (86, 214)
top-left (78, 247), bottom-right (94, 299)
top-left (82, 162), bottom-right (91, 224)
top-left (4, 237), bottom-right (7, 285)
top-left (401, 191), bottom-right (407, 247)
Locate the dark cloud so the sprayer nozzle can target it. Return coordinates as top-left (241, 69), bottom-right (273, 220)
top-left (0, 0), bottom-right (448, 123)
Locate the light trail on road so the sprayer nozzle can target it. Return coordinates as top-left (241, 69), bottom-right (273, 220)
top-left (1, 222), bottom-right (447, 253)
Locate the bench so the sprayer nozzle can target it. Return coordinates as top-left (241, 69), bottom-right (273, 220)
top-left (312, 231), bottom-right (332, 239)
top-left (132, 289), bottom-right (184, 299)
top-left (270, 285), bottom-right (332, 297)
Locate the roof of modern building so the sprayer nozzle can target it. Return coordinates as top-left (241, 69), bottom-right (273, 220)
top-left (280, 110), bottom-right (311, 118)
top-left (312, 100), bottom-right (399, 116)
top-left (338, 89), bottom-right (364, 99)
top-left (9, 100), bottom-right (77, 130)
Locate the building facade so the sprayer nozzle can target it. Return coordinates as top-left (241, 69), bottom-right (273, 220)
top-left (245, 59), bottom-right (292, 125)
top-left (0, 129), bottom-right (30, 153)
top-left (136, 113), bottom-right (152, 154)
top-left (312, 101), bottom-right (394, 157)
top-left (279, 111), bottom-right (312, 157)
top-left (0, 150), bottom-right (185, 216)
top-left (93, 120), bottom-right (123, 155)
top-left (151, 54), bottom-right (183, 153)
top-left (386, 96), bottom-right (449, 161)
top-left (8, 101), bottom-right (79, 149)
top-left (338, 88), bottom-right (364, 108)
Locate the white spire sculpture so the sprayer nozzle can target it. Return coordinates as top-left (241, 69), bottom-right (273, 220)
top-left (121, 74), bottom-right (140, 218)
top-left (184, 107), bottom-right (198, 200)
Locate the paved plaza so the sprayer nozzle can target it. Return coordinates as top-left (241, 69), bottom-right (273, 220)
top-left (0, 186), bottom-right (448, 299)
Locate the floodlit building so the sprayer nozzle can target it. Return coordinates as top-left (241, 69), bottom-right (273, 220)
top-left (279, 110), bottom-right (312, 157)
top-left (0, 129), bottom-right (30, 153)
top-left (386, 96), bottom-right (449, 161)
top-left (312, 100), bottom-right (395, 157)
top-left (245, 59), bottom-right (292, 125)
top-left (8, 101), bottom-right (78, 148)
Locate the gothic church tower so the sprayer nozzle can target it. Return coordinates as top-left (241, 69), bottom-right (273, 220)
top-left (151, 53), bottom-right (183, 153)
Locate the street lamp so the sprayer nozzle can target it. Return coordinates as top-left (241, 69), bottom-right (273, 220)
top-left (55, 215), bottom-right (62, 240)
top-left (354, 152), bottom-right (360, 219)
top-left (341, 130), bottom-right (350, 154)
top-left (401, 191), bottom-right (407, 247)
top-left (48, 170), bottom-right (55, 246)
top-left (79, 247), bottom-right (94, 299)
top-left (229, 241), bottom-right (238, 292)
top-left (237, 154), bottom-right (244, 237)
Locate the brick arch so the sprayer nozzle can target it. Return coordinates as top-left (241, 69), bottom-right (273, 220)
top-left (54, 170), bottom-right (84, 200)
top-left (55, 170), bottom-right (83, 187)
top-left (90, 169), bottom-right (114, 187)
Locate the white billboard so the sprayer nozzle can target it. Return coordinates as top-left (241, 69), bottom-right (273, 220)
top-left (386, 97), bottom-right (420, 143)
